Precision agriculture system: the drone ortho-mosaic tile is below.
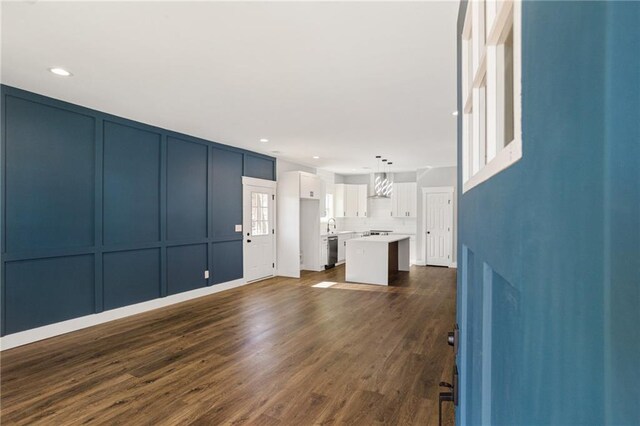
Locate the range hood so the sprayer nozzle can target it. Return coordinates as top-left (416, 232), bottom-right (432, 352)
top-left (369, 172), bottom-right (394, 199)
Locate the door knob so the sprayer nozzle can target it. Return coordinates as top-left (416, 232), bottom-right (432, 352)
top-left (427, 231), bottom-right (431, 234)
top-left (448, 324), bottom-right (459, 354)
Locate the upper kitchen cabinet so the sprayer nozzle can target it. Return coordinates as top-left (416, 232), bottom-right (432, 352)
top-left (334, 184), bottom-right (368, 218)
top-left (392, 182), bottom-right (417, 218)
top-left (358, 185), bottom-right (368, 217)
top-left (344, 185), bottom-right (359, 217)
top-left (300, 172), bottom-right (323, 200)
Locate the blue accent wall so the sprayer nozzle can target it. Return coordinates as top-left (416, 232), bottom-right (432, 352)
top-left (103, 122), bottom-right (161, 245)
top-left (456, 2), bottom-right (639, 425)
top-left (0, 85), bottom-right (276, 336)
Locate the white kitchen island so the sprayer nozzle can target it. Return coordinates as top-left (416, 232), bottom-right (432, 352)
top-left (345, 235), bottom-right (410, 285)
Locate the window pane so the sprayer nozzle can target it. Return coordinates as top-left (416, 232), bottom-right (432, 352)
top-left (251, 192), bottom-right (269, 236)
top-left (503, 27), bottom-right (514, 147)
top-left (482, 83), bottom-right (488, 166)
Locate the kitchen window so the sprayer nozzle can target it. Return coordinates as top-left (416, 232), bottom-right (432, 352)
top-left (324, 193), bottom-right (334, 219)
top-left (462, 0), bottom-right (522, 193)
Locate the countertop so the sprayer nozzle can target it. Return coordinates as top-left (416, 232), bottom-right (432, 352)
top-left (348, 235), bottom-right (411, 243)
top-left (321, 230), bottom-right (358, 237)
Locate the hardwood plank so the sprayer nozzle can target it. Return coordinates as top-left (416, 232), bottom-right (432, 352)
top-left (1, 264), bottom-right (456, 425)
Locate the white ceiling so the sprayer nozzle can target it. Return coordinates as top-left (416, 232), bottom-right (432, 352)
top-left (1, 1), bottom-right (458, 174)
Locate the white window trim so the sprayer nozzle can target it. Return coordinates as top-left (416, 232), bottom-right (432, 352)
top-left (462, 0), bottom-right (522, 193)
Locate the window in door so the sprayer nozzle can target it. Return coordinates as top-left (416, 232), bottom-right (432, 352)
top-left (251, 192), bottom-right (269, 236)
top-left (462, 0), bottom-right (522, 193)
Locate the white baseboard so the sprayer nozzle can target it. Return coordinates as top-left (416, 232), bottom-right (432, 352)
top-left (0, 278), bottom-right (247, 351)
top-left (414, 259), bottom-right (457, 268)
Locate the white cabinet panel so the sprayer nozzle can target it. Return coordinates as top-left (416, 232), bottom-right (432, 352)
top-left (300, 173), bottom-right (321, 199)
top-left (392, 182), bottom-right (417, 217)
top-left (337, 232), bottom-right (355, 262)
top-left (335, 184), bottom-right (368, 218)
top-left (358, 185), bottom-right (368, 217)
top-left (320, 236), bottom-right (329, 267)
top-left (345, 185), bottom-right (359, 218)
top-left (338, 235), bottom-right (346, 262)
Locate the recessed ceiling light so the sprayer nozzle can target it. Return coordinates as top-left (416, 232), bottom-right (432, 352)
top-left (49, 67), bottom-right (72, 77)
top-left (260, 138), bottom-right (269, 143)
top-left (452, 111), bottom-right (459, 116)
top-left (313, 156), bottom-right (320, 159)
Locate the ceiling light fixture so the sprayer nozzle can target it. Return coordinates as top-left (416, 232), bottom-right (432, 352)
top-left (49, 67), bottom-right (72, 77)
top-left (370, 156), bottom-right (393, 199)
top-left (313, 156), bottom-right (320, 159)
top-left (260, 138), bottom-right (269, 143)
top-left (452, 111), bottom-right (459, 116)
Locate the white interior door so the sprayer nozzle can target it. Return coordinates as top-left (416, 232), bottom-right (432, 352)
top-left (243, 183), bottom-right (275, 282)
top-left (425, 192), bottom-right (453, 266)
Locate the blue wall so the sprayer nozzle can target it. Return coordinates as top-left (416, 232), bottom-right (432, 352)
top-left (1, 85), bottom-right (276, 336)
top-left (456, 2), bottom-right (639, 425)
top-left (603, 3), bottom-right (640, 424)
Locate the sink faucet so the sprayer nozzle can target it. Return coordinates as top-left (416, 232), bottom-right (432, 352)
top-left (327, 217), bottom-right (337, 233)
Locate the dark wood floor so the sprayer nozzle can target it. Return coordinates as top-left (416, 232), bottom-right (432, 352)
top-left (0, 265), bottom-right (456, 425)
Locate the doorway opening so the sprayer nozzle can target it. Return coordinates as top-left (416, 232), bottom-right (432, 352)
top-left (242, 177), bottom-right (277, 283)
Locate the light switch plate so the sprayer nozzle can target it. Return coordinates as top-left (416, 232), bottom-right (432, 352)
top-left (235, 224), bottom-right (242, 232)
top-left (204, 270), bottom-right (210, 279)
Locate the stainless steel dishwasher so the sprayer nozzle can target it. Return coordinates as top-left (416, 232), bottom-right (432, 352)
top-left (326, 235), bottom-right (338, 269)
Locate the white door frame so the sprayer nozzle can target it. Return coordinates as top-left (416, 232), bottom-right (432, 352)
top-left (242, 176), bottom-right (277, 282)
top-left (422, 186), bottom-right (455, 267)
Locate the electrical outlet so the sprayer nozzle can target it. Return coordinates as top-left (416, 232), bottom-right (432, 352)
top-left (204, 270), bottom-right (210, 279)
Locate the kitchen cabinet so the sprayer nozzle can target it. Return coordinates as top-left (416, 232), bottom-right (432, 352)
top-left (334, 184), bottom-right (368, 218)
top-left (277, 171), bottom-right (325, 278)
top-left (358, 185), bottom-right (368, 217)
top-left (337, 232), bottom-right (355, 263)
top-left (300, 172), bottom-right (322, 200)
top-left (320, 235), bottom-right (329, 267)
top-left (392, 182), bottom-right (417, 218)
top-left (344, 185), bottom-right (359, 217)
